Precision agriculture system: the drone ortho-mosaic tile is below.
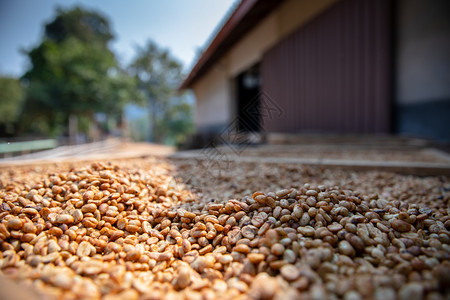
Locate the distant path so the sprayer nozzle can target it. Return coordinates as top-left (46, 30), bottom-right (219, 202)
top-left (0, 138), bottom-right (174, 166)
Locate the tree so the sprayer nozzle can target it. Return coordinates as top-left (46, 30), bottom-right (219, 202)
top-left (44, 7), bottom-right (113, 45)
top-left (160, 96), bottom-right (194, 145)
top-left (0, 76), bottom-right (25, 136)
top-left (21, 6), bottom-right (142, 138)
top-left (128, 40), bottom-right (193, 144)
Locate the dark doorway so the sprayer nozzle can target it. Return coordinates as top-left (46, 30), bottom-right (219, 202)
top-left (236, 64), bottom-right (261, 132)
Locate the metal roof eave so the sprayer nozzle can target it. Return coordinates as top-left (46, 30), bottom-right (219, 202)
top-left (179, 0), bottom-right (283, 90)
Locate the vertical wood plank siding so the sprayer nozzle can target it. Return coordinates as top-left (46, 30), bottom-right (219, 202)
top-left (261, 0), bottom-right (392, 134)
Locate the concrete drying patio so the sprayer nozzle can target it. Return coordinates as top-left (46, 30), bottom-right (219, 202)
top-left (1, 136), bottom-right (449, 176)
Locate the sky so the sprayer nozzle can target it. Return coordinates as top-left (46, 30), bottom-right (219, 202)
top-left (0, 0), bottom-right (237, 77)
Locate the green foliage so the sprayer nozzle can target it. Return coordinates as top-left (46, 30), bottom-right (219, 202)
top-left (0, 76), bottom-right (25, 135)
top-left (128, 40), bottom-right (193, 144)
top-left (128, 116), bottom-right (150, 142)
top-left (45, 6), bottom-right (113, 46)
top-left (156, 97), bottom-right (194, 145)
top-left (24, 38), bottom-right (114, 113)
top-left (14, 5), bottom-right (191, 143)
top-left (20, 6), bottom-right (142, 137)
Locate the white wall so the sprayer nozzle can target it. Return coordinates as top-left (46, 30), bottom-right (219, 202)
top-left (192, 59), bottom-right (231, 131)
top-left (228, 14), bottom-right (278, 77)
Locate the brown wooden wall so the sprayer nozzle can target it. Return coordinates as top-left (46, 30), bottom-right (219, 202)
top-left (261, 0), bottom-right (392, 134)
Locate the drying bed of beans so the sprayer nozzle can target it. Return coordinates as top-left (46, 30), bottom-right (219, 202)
top-left (0, 157), bottom-right (449, 300)
top-left (216, 145), bottom-right (449, 163)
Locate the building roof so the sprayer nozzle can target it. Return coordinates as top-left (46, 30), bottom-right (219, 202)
top-left (180, 0), bottom-right (283, 90)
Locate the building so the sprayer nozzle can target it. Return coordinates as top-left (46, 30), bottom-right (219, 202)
top-left (180, 0), bottom-right (450, 143)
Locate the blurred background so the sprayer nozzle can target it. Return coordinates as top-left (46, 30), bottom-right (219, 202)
top-left (180, 0), bottom-right (450, 148)
top-left (1, 0), bottom-right (449, 158)
top-left (0, 0), bottom-right (235, 151)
